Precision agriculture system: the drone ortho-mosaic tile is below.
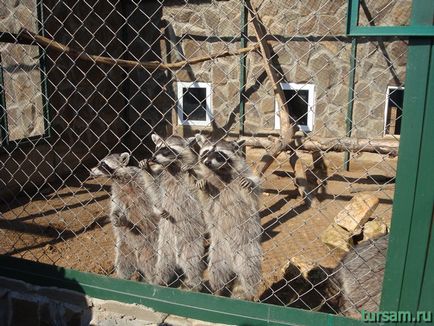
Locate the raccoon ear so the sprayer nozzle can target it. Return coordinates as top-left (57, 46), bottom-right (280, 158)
top-left (195, 134), bottom-right (207, 147)
top-left (232, 139), bottom-right (246, 151)
top-left (151, 134), bottom-right (163, 147)
top-left (186, 137), bottom-right (196, 146)
top-left (119, 152), bottom-right (130, 166)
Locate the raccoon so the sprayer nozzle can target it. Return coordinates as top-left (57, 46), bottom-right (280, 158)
top-left (143, 134), bottom-right (206, 290)
top-left (90, 153), bottom-right (162, 283)
top-left (327, 235), bottom-right (388, 317)
top-left (195, 135), bottom-right (263, 300)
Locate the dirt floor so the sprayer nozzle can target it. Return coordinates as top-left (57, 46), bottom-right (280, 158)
top-left (0, 149), bottom-right (397, 310)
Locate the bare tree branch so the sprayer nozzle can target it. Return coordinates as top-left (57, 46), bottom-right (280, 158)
top-left (19, 28), bottom-right (259, 71)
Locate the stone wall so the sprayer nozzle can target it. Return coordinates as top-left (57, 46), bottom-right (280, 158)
top-left (162, 0), bottom-right (242, 134)
top-left (0, 0), bottom-right (410, 199)
top-left (162, 0), bottom-right (409, 138)
top-left (0, 1), bottom-right (45, 141)
top-left (2, 0), bottom-right (403, 142)
top-left (358, 0), bottom-right (411, 26)
top-left (0, 1), bottom-right (165, 200)
top-left (352, 39), bottom-right (407, 138)
top-left (0, 276), bottom-right (228, 326)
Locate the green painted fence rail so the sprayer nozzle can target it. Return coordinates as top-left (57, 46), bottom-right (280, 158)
top-left (0, 256), bottom-right (363, 326)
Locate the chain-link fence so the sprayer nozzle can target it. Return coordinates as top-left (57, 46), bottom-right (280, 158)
top-left (0, 0), bottom-right (410, 319)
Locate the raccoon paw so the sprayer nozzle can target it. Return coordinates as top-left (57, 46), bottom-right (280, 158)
top-left (196, 179), bottom-right (207, 190)
top-left (111, 209), bottom-right (128, 227)
top-left (239, 177), bottom-right (255, 190)
top-left (138, 159), bottom-right (148, 170)
top-left (153, 206), bottom-right (167, 218)
top-left (181, 164), bottom-right (193, 173)
top-left (160, 209), bottom-right (170, 219)
top-left (112, 216), bottom-right (128, 227)
top-left (160, 210), bottom-right (176, 223)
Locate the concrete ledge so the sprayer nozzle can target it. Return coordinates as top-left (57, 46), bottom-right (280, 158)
top-left (0, 276), bottom-right (231, 326)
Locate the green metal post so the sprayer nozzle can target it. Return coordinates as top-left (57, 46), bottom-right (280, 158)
top-left (346, 0), bottom-right (360, 35)
top-left (344, 38), bottom-right (357, 171)
top-left (37, 0), bottom-right (51, 140)
top-left (398, 44), bottom-right (434, 312)
top-left (344, 0), bottom-right (360, 171)
top-left (347, 0), bottom-right (434, 37)
top-left (239, 1), bottom-right (248, 136)
top-left (0, 1), bottom-right (51, 149)
top-left (0, 54), bottom-right (8, 145)
top-left (418, 205), bottom-right (434, 312)
top-left (380, 0), bottom-right (434, 317)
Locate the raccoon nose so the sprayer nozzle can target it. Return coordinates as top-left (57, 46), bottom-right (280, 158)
top-left (204, 159), bottom-right (212, 167)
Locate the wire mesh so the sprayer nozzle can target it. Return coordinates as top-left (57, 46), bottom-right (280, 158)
top-left (0, 0), bottom-right (409, 319)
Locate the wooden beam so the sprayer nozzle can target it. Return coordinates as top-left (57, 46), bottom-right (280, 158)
top-left (245, 0), bottom-right (302, 185)
top-left (244, 1), bottom-right (295, 142)
top-left (241, 136), bottom-right (400, 157)
top-left (349, 184), bottom-right (395, 193)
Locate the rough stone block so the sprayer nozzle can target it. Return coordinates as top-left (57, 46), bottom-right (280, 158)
top-left (191, 319), bottom-right (232, 326)
top-left (212, 66), bottom-right (228, 85)
top-left (332, 85), bottom-right (349, 106)
top-left (92, 299), bottom-right (167, 324)
top-left (163, 316), bottom-right (232, 326)
top-left (173, 10), bottom-right (195, 24)
top-left (164, 315), bottom-right (192, 326)
top-left (363, 219), bottom-right (388, 240)
top-left (38, 287), bottom-right (90, 309)
top-left (335, 194), bottom-right (379, 234)
top-left (294, 65), bottom-right (312, 83)
top-left (320, 224), bottom-right (353, 252)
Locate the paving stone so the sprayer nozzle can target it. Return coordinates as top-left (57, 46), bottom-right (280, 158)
top-left (335, 194), bottom-right (379, 234)
top-left (363, 219), bottom-right (388, 240)
top-left (320, 224), bottom-right (353, 252)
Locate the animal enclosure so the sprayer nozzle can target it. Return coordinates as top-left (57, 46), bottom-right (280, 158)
top-left (1, 0), bottom-right (433, 325)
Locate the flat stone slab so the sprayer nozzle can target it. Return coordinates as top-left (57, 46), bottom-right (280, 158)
top-left (320, 224), bottom-right (353, 252)
top-left (334, 194), bottom-right (379, 234)
top-left (363, 219), bottom-right (388, 241)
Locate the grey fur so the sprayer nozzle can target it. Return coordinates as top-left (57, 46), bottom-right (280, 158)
top-left (146, 134), bottom-right (206, 290)
top-left (329, 235), bottom-right (388, 316)
top-left (195, 135), bottom-right (263, 300)
top-left (90, 153), bottom-right (161, 283)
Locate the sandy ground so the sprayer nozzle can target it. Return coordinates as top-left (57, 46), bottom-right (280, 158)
top-left (0, 149), bottom-right (397, 310)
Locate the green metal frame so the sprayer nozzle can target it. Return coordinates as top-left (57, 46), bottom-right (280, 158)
top-left (0, 255), bottom-right (361, 326)
top-left (343, 38), bottom-right (357, 171)
top-left (0, 1), bottom-right (433, 325)
top-left (0, 0), bottom-right (50, 150)
top-left (347, 0), bottom-right (434, 37)
top-left (0, 54), bottom-right (7, 144)
top-left (239, 1), bottom-right (248, 137)
top-left (381, 0), bottom-right (434, 318)
top-left (36, 0), bottom-right (51, 141)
